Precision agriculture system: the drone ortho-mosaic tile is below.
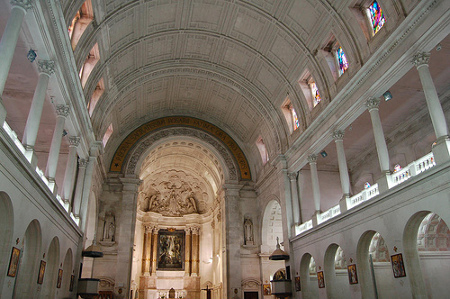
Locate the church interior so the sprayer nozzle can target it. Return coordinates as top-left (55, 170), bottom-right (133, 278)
top-left (0, 0), bottom-right (449, 298)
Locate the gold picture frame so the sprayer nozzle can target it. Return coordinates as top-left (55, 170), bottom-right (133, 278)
top-left (7, 247), bottom-right (20, 277)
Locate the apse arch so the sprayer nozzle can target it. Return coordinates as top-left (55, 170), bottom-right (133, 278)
top-left (110, 116), bottom-right (252, 181)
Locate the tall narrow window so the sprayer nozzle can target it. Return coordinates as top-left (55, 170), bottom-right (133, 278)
top-left (310, 82), bottom-right (322, 107)
top-left (80, 43), bottom-right (100, 88)
top-left (68, 0), bottom-right (94, 50)
top-left (292, 107), bottom-right (299, 130)
top-left (281, 97), bottom-right (301, 133)
top-left (336, 47), bottom-right (349, 76)
top-left (102, 123), bottom-right (113, 147)
top-left (368, 0), bottom-right (385, 35)
top-left (88, 78), bottom-right (104, 116)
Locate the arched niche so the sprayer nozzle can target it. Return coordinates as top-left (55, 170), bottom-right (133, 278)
top-left (261, 199), bottom-right (283, 254)
top-left (61, 248), bottom-right (74, 298)
top-left (404, 211), bottom-right (450, 298)
top-left (299, 253), bottom-right (318, 299)
top-left (14, 219), bottom-right (42, 298)
top-left (41, 237), bottom-right (60, 298)
top-left (0, 192), bottom-right (14, 290)
top-left (324, 244), bottom-right (350, 299)
top-left (357, 231), bottom-right (397, 299)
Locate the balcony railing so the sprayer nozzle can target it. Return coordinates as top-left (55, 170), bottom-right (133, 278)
top-left (2, 122), bottom-right (73, 220)
top-left (295, 152), bottom-right (436, 236)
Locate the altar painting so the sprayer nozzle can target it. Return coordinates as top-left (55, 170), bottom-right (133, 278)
top-left (158, 230), bottom-right (185, 270)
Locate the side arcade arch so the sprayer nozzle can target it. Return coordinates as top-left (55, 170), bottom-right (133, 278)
top-left (0, 192), bottom-right (13, 293)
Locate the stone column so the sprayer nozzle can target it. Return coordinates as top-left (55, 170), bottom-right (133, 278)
top-left (333, 130), bottom-right (351, 212)
top-left (22, 60), bottom-right (55, 166)
top-left (413, 52), bottom-right (450, 163)
top-left (366, 98), bottom-right (391, 191)
top-left (80, 156), bottom-right (97, 232)
top-left (62, 136), bottom-right (80, 205)
top-left (151, 227), bottom-right (159, 276)
top-left (0, 0), bottom-right (32, 98)
top-left (72, 158), bottom-right (87, 216)
top-left (191, 226), bottom-right (200, 276)
top-left (184, 227), bottom-right (191, 276)
top-left (223, 184), bottom-right (242, 298)
top-left (115, 178), bottom-right (141, 299)
top-left (45, 105), bottom-right (69, 193)
top-left (143, 225), bottom-right (152, 276)
top-left (288, 172), bottom-right (301, 225)
top-left (308, 154), bottom-right (321, 216)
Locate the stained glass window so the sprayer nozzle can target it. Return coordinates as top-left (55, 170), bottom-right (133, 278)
top-left (292, 107), bottom-right (299, 130)
top-left (394, 164), bottom-right (402, 172)
top-left (368, 1), bottom-right (385, 35)
top-left (336, 47), bottom-right (348, 76)
top-left (310, 82), bottom-right (322, 107)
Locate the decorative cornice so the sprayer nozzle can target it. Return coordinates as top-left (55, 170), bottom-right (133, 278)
top-left (37, 60), bottom-right (55, 76)
top-left (307, 154), bottom-right (317, 163)
top-left (68, 136), bottom-right (80, 147)
top-left (366, 98), bottom-right (381, 111)
top-left (332, 130), bottom-right (345, 141)
top-left (412, 52), bottom-right (431, 68)
top-left (11, 0), bottom-right (33, 11)
top-left (55, 105), bottom-right (70, 117)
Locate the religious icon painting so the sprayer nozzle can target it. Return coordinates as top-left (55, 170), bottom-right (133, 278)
top-left (317, 271), bottom-right (325, 288)
top-left (295, 276), bottom-right (301, 291)
top-left (263, 284), bottom-right (271, 295)
top-left (157, 229), bottom-right (185, 270)
top-left (347, 264), bottom-right (358, 284)
top-left (37, 260), bottom-right (46, 284)
top-left (57, 269), bottom-right (63, 288)
top-left (391, 253), bottom-right (406, 278)
top-left (7, 247), bottom-right (20, 277)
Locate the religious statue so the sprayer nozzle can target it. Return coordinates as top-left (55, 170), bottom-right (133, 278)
top-left (102, 212), bottom-right (115, 242)
top-left (243, 217), bottom-right (254, 245)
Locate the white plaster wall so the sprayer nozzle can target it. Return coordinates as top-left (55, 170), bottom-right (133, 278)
top-left (0, 139), bottom-right (81, 299)
top-left (419, 252), bottom-right (450, 298)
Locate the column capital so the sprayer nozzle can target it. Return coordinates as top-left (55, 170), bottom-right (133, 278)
top-left (78, 158), bottom-right (88, 168)
top-left (11, 0), bottom-right (33, 11)
top-left (184, 227), bottom-right (192, 234)
top-left (144, 225), bottom-right (153, 233)
top-left (37, 60), bottom-right (55, 76)
top-left (191, 226), bottom-right (200, 235)
top-left (68, 136), bottom-right (80, 147)
top-left (307, 154), bottom-right (317, 163)
top-left (288, 172), bottom-right (297, 181)
top-left (332, 130), bottom-right (345, 141)
top-left (412, 52), bottom-right (430, 68)
top-left (366, 97), bottom-right (381, 111)
top-left (55, 105), bottom-right (70, 117)
top-left (152, 226), bottom-right (160, 234)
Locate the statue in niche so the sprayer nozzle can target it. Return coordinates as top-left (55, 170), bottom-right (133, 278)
top-left (102, 212), bottom-right (115, 242)
top-left (244, 217), bottom-right (254, 245)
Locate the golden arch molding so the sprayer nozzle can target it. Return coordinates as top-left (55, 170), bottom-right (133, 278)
top-left (110, 116), bottom-right (251, 180)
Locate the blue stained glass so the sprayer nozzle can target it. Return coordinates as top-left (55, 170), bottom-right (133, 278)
top-left (369, 1), bottom-right (386, 34)
top-left (336, 47), bottom-right (348, 76)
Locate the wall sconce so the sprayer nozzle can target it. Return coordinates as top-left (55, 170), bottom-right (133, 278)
top-left (383, 90), bottom-right (393, 101)
top-left (320, 151), bottom-right (327, 158)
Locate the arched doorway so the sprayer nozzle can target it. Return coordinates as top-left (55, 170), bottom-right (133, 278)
top-left (41, 237), bottom-right (60, 298)
top-left (299, 253), bottom-right (318, 299)
top-left (404, 211), bottom-right (450, 298)
top-left (0, 192), bottom-right (14, 291)
top-left (324, 244), bottom-right (350, 299)
top-left (61, 248), bottom-right (73, 299)
top-left (14, 219), bottom-right (42, 298)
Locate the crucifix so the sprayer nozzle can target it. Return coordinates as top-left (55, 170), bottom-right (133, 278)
top-left (201, 285), bottom-right (212, 299)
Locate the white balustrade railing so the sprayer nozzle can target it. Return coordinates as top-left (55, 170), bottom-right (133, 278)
top-left (2, 121), bottom-right (76, 224)
top-left (296, 152), bottom-right (435, 236)
top-left (70, 212), bottom-right (80, 226)
top-left (317, 204), bottom-right (341, 224)
top-left (296, 220), bottom-right (313, 235)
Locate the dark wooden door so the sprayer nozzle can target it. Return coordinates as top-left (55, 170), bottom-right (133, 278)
top-left (244, 291), bottom-right (258, 299)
